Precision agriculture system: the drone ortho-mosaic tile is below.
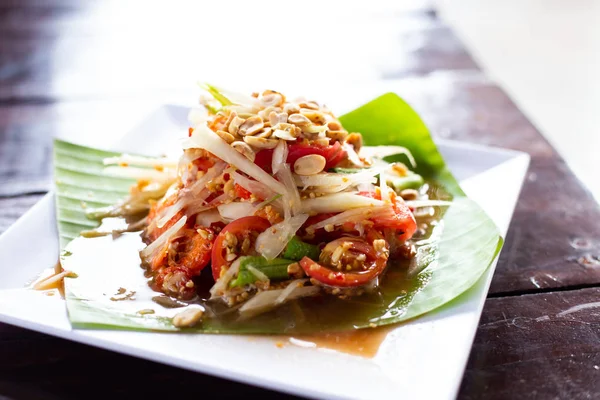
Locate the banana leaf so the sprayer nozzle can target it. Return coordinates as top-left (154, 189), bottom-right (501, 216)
top-left (56, 93), bottom-right (503, 333)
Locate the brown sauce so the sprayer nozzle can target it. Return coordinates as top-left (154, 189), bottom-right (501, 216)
top-left (50, 184), bottom-right (448, 337)
top-left (288, 324), bottom-right (395, 357)
top-left (48, 232), bottom-right (401, 355)
top-left (54, 208), bottom-right (436, 333)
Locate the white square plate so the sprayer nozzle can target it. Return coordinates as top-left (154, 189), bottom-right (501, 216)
top-left (0, 104), bottom-right (529, 400)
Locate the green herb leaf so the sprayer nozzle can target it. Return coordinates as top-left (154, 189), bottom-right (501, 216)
top-left (56, 92), bottom-right (502, 333)
top-left (331, 167), bottom-right (371, 174)
top-left (339, 92), bottom-right (462, 197)
top-left (199, 82), bottom-right (233, 107)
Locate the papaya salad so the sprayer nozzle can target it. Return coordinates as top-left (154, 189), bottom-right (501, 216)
top-left (101, 87), bottom-right (441, 323)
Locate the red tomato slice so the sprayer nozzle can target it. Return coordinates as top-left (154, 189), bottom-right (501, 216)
top-left (211, 216), bottom-right (271, 280)
top-left (234, 183), bottom-right (252, 200)
top-left (193, 157), bottom-right (215, 172)
top-left (254, 142), bottom-right (347, 173)
top-left (254, 149), bottom-right (274, 173)
top-left (359, 191), bottom-right (417, 242)
top-left (372, 195), bottom-right (417, 242)
top-left (299, 237), bottom-right (389, 287)
top-left (299, 213), bottom-right (336, 244)
top-left (287, 141), bottom-right (346, 170)
top-left (300, 213), bottom-right (358, 243)
top-left (304, 213), bottom-right (337, 227)
top-left (390, 199), bottom-right (417, 242)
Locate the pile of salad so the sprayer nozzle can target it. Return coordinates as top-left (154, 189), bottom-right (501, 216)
top-left (107, 86), bottom-right (436, 323)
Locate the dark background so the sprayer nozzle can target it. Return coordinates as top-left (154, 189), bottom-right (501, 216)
top-left (1, 1), bottom-right (599, 399)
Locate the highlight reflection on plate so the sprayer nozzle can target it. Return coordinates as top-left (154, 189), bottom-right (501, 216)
top-left (0, 105), bottom-right (529, 400)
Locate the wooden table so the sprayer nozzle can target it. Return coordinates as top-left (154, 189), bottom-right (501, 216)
top-left (1, 2), bottom-right (599, 399)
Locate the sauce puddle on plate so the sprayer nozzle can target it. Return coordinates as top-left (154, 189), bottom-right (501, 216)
top-left (35, 255), bottom-right (394, 357)
top-left (284, 325), bottom-right (395, 358)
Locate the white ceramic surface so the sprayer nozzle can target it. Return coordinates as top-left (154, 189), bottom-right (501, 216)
top-left (0, 105), bottom-right (529, 400)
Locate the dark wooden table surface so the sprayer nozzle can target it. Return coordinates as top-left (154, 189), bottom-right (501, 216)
top-left (1, 1), bottom-right (600, 399)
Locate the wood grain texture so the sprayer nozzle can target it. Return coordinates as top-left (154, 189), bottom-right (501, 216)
top-left (0, 1), bottom-right (599, 399)
top-left (0, 289), bottom-right (598, 400)
top-left (0, 80), bottom-right (599, 398)
top-left (459, 287), bottom-right (600, 400)
top-left (0, 2), bottom-right (463, 102)
top-left (1, 74), bottom-right (598, 294)
top-left (403, 75), bottom-right (600, 294)
top-left (0, 195), bottom-right (43, 233)
top-left (0, 100), bottom-right (162, 196)
top-left (0, 322), bottom-right (295, 400)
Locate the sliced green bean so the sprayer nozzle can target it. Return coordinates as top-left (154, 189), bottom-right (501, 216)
top-left (283, 236), bottom-right (320, 261)
top-left (390, 173), bottom-right (424, 192)
top-left (229, 256), bottom-right (294, 288)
